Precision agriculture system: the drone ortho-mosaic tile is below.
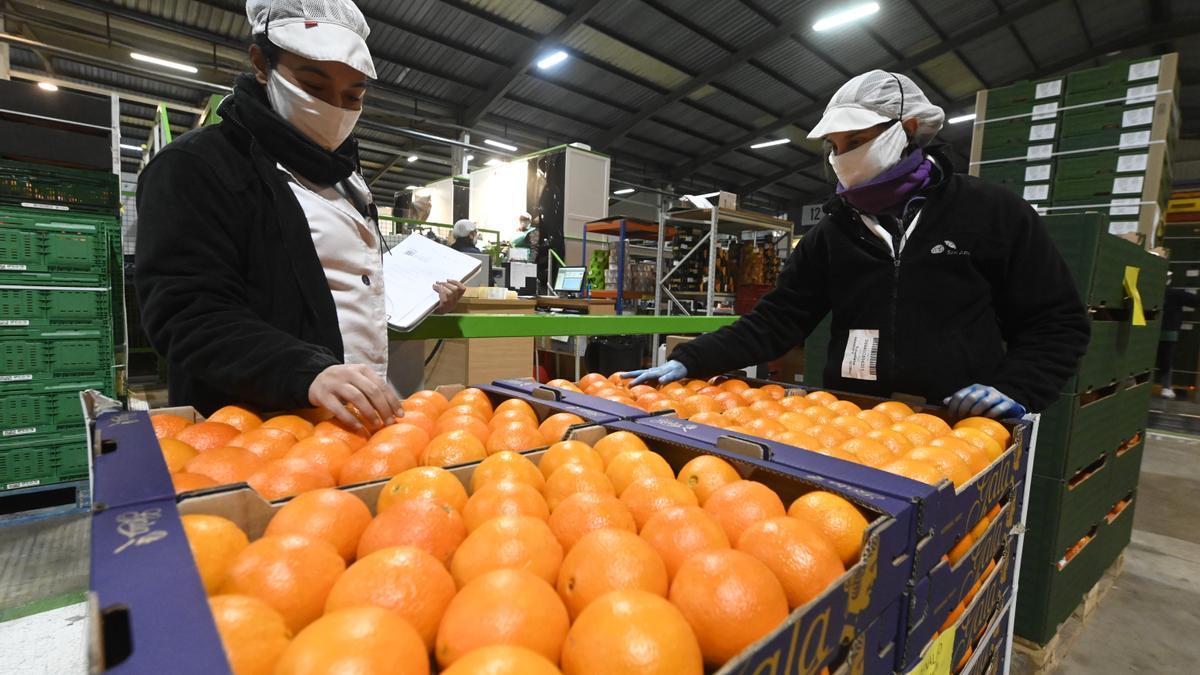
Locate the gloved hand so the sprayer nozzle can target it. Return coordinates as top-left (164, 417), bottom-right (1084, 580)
top-left (620, 360), bottom-right (688, 387)
top-left (944, 384), bottom-right (1027, 419)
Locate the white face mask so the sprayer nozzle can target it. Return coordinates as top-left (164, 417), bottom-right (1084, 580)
top-left (829, 121), bottom-right (909, 188)
top-left (266, 69), bottom-right (361, 151)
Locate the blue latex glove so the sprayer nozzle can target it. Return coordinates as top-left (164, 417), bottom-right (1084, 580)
top-left (944, 384), bottom-right (1027, 419)
top-left (621, 360), bottom-right (688, 387)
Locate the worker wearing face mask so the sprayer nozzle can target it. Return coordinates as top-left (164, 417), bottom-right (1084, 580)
top-left (627, 71), bottom-right (1089, 419)
top-left (135, 0), bottom-right (464, 430)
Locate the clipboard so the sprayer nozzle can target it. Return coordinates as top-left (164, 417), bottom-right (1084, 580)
top-left (383, 234), bottom-right (482, 331)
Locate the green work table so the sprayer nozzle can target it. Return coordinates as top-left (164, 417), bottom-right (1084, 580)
top-left (390, 314), bottom-right (737, 340)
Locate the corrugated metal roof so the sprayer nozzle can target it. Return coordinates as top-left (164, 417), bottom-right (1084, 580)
top-left (465, 0), bottom-right (563, 34)
top-left (562, 24), bottom-right (690, 90)
top-left (916, 0), bottom-right (996, 36)
top-left (958, 28), bottom-right (1030, 87)
top-left (1012, 3), bottom-right (1088, 71)
top-left (714, 63), bottom-right (809, 113)
top-left (808, 28), bottom-right (882, 77)
top-left (869, 2), bottom-right (940, 57)
top-left (1076, 0), bottom-right (1148, 46)
top-left (756, 41), bottom-right (847, 100)
top-left (364, 0), bottom-right (525, 65)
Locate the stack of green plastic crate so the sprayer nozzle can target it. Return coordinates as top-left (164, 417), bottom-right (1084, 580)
top-left (1160, 220), bottom-right (1200, 393)
top-left (1014, 212), bottom-right (1166, 645)
top-left (0, 159), bottom-right (122, 495)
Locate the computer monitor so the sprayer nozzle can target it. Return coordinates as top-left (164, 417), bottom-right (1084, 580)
top-left (553, 267), bottom-right (586, 294)
top-left (465, 253), bottom-right (491, 288)
top-left (509, 246), bottom-right (531, 262)
top-left (508, 261), bottom-right (537, 294)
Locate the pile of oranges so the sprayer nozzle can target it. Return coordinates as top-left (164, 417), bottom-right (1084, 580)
top-left (182, 428), bottom-right (872, 674)
top-left (552, 374), bottom-right (1012, 491)
top-left (152, 388), bottom-right (586, 500)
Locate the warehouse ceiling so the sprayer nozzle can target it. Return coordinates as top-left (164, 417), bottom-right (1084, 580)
top-left (2, 0), bottom-right (1199, 212)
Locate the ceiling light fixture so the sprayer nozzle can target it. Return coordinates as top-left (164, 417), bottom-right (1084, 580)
top-left (484, 139), bottom-right (518, 152)
top-left (131, 52), bottom-right (199, 74)
top-left (37, 82), bottom-right (59, 92)
top-left (536, 50), bottom-right (569, 70)
top-left (948, 113), bottom-right (977, 124)
top-left (465, 154), bottom-right (474, 161)
top-left (812, 2), bottom-right (880, 32)
top-left (406, 185), bottom-right (420, 190)
top-left (485, 158), bottom-right (504, 167)
top-left (750, 138), bottom-right (790, 149)
top-left (613, 188), bottom-right (636, 195)
top-left (119, 143), bottom-right (142, 151)
top-left (406, 155), bottom-right (419, 163)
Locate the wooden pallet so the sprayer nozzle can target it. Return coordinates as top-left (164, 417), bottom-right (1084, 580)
top-left (1011, 553), bottom-right (1125, 674)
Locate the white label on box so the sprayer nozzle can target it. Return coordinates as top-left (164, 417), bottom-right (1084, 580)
top-left (1185, 306), bottom-right (1196, 313)
top-left (1, 427), bottom-right (36, 437)
top-left (1108, 221), bottom-right (1139, 235)
top-left (841, 329), bottom-right (879, 381)
top-left (1031, 102), bottom-right (1059, 121)
top-left (1183, 322), bottom-right (1195, 329)
top-left (1023, 184), bottom-right (1050, 201)
top-left (1029, 123), bottom-right (1057, 141)
top-left (1112, 176), bottom-right (1144, 195)
top-left (19, 202), bottom-right (69, 211)
top-left (1126, 84), bottom-right (1158, 105)
top-left (0, 374), bottom-right (33, 382)
top-left (0, 320), bottom-right (29, 327)
top-left (1110, 198), bottom-right (1141, 216)
top-left (1025, 164), bottom-right (1052, 182)
top-left (1036, 79), bottom-right (1063, 99)
top-left (5, 480), bottom-right (40, 490)
top-left (1122, 107), bottom-right (1154, 128)
top-left (1189, 270), bottom-right (1200, 278)
top-left (0, 264), bottom-right (27, 271)
top-left (1119, 130), bottom-right (1151, 149)
top-left (1129, 59), bottom-right (1161, 81)
top-left (1116, 154), bottom-right (1148, 173)
top-left (1027, 144), bottom-right (1054, 160)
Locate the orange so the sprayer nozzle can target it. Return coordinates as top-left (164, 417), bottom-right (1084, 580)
top-left (866, 428), bottom-right (914, 455)
top-left (175, 421), bottom-right (241, 452)
top-left (719, 379), bottom-right (751, 394)
top-left (463, 481), bottom-right (550, 531)
top-left (647, 399), bottom-right (677, 413)
top-left (955, 417), bottom-right (1011, 446)
top-left (488, 409), bottom-right (538, 432)
top-left (493, 398), bottom-right (538, 423)
top-left (448, 388), bottom-right (494, 418)
top-left (357, 498), bottom-right (467, 564)
top-left (184, 446), bottom-right (263, 485)
top-left (721, 406), bottom-right (758, 427)
top-left (284, 435), bottom-right (353, 478)
top-left (544, 464), bottom-right (616, 511)
top-left (538, 412), bottom-right (586, 444)
top-left (593, 431), bottom-right (650, 467)
top-left (737, 516), bottom-right (845, 608)
top-left (779, 396), bottom-right (812, 412)
top-left (873, 400), bottom-right (915, 421)
top-left (451, 515), bottom-right (563, 586)
top-left (830, 415), bottom-right (871, 437)
top-left (947, 532), bottom-right (974, 565)
top-left (208, 406), bottom-right (263, 433)
top-left (839, 437), bottom-right (894, 467)
top-left (151, 413), bottom-right (193, 439)
top-left (549, 491), bottom-right (637, 551)
top-left (640, 506), bottom-right (730, 580)
top-left (407, 389), bottom-right (451, 416)
top-left (812, 445), bottom-right (860, 463)
top-left (264, 488), bottom-right (372, 562)
top-left (377, 465), bottom-right (469, 514)
top-left (561, 590), bottom-right (703, 675)
top-left (275, 607), bottom-right (428, 675)
top-left (930, 436), bottom-right (989, 474)
top-left (220, 534), bottom-right (345, 632)
top-left (441, 645), bottom-right (561, 675)
top-left (776, 411), bottom-right (815, 432)
top-left (688, 411), bottom-right (728, 428)
top-left (159, 438), bottom-right (198, 473)
top-left (403, 396), bottom-right (445, 421)
top-left (396, 410), bottom-right (435, 438)
top-left (628, 384), bottom-right (658, 398)
top-left (744, 417), bottom-right (787, 440)
top-left (942, 599), bottom-right (967, 631)
top-left (670, 549), bottom-right (789, 665)
top-left (262, 415), bottom-right (314, 440)
top-left (970, 513), bottom-right (991, 541)
top-left (335, 441), bottom-right (417, 486)
top-left (825, 399), bottom-right (860, 416)
top-left (855, 409), bottom-right (892, 430)
top-left (578, 373), bottom-right (607, 390)
top-left (664, 387), bottom-right (691, 402)
top-left (684, 380), bottom-right (707, 392)
top-left (471, 451), bottom-right (545, 493)
top-left (676, 454), bottom-right (741, 506)
top-left (749, 399), bottom-right (786, 419)
top-left (325, 545), bottom-right (456, 650)
top-left (880, 458), bottom-right (948, 486)
top-left (776, 430), bottom-right (821, 452)
top-left (891, 422), bottom-right (935, 447)
top-left (805, 391), bottom-right (838, 406)
top-left (313, 419), bottom-right (369, 451)
top-left (906, 446), bottom-right (974, 488)
top-left (181, 514), bottom-right (249, 594)
top-left (209, 594), bottom-right (292, 675)
top-left (556, 528), bottom-right (668, 620)
top-left (703, 480), bottom-right (786, 544)
top-left (229, 427), bottom-right (298, 462)
top-left (739, 388), bottom-right (769, 404)
top-left (485, 422), bottom-right (545, 454)
top-left (759, 384), bottom-right (786, 400)
top-left (711, 392), bottom-right (743, 411)
top-left (806, 424), bottom-right (852, 448)
top-left (604, 449), bottom-right (674, 496)
top-left (677, 395), bottom-right (722, 419)
top-left (905, 412), bottom-right (953, 437)
top-left (172, 471), bottom-right (218, 493)
top-left (538, 440), bottom-right (603, 479)
top-left (788, 491), bottom-right (869, 566)
top-left (437, 568), bottom-right (569, 669)
top-left (423, 430), bottom-right (488, 467)
top-left (437, 415), bottom-right (493, 445)
top-left (952, 427), bottom-right (1005, 462)
top-left (801, 405), bottom-right (836, 424)
top-left (697, 385), bottom-right (723, 397)
top-left (247, 458), bottom-right (335, 501)
top-left (619, 476), bottom-right (698, 530)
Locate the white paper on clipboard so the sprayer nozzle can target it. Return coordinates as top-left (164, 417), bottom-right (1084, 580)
top-left (383, 234), bottom-right (481, 331)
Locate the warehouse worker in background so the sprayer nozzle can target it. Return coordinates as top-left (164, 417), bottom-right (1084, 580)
top-left (136, 0), bottom-right (463, 429)
top-left (1155, 273), bottom-right (1200, 399)
top-left (511, 211), bottom-right (537, 249)
top-left (626, 71), bottom-right (1090, 419)
top-left (450, 219), bottom-right (483, 253)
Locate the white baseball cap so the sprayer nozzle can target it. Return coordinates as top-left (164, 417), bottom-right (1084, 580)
top-left (807, 70), bottom-right (945, 146)
top-left (452, 219), bottom-right (478, 238)
top-left (247, 0), bottom-right (377, 79)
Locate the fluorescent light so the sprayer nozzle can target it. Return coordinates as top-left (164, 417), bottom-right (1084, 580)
top-left (119, 144), bottom-right (142, 151)
top-left (406, 155), bottom-right (419, 163)
top-left (465, 154), bottom-right (474, 161)
top-left (406, 185), bottom-right (420, 190)
top-left (536, 50), bottom-right (569, 70)
top-left (750, 138), bottom-right (790, 149)
top-left (37, 82), bottom-right (58, 92)
top-left (948, 113), bottom-right (976, 124)
top-left (613, 188), bottom-right (636, 195)
top-left (485, 158), bottom-right (504, 167)
top-left (131, 52), bottom-right (198, 74)
top-left (812, 2), bottom-right (880, 32)
top-left (484, 139), bottom-right (518, 152)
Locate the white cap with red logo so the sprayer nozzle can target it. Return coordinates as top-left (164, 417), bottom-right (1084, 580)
top-left (246, 0), bottom-right (377, 79)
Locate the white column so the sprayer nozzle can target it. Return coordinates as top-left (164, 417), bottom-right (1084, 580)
top-left (0, 16), bottom-right (10, 80)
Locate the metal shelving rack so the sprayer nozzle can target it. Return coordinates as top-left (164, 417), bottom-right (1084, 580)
top-left (581, 216), bottom-right (676, 315)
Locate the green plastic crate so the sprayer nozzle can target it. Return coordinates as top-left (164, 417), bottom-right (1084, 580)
top-left (1057, 128), bottom-right (1146, 153)
top-left (1035, 381), bottom-right (1149, 479)
top-left (1122, 319), bottom-right (1161, 377)
top-left (1108, 437), bottom-right (1144, 501)
top-left (0, 285), bottom-right (110, 332)
top-left (0, 380), bottom-right (90, 444)
top-left (1025, 448), bottom-right (1114, 566)
top-left (1135, 250), bottom-right (1168, 311)
top-left (1055, 149), bottom-right (1154, 182)
top-left (1044, 213), bottom-right (1145, 308)
top-left (0, 432), bottom-right (90, 492)
top-left (1060, 103), bottom-right (1155, 139)
top-left (979, 161), bottom-right (1054, 188)
top-left (0, 328), bottom-right (114, 393)
top-left (984, 77), bottom-right (1065, 118)
top-left (1066, 57), bottom-right (1164, 96)
top-left (1062, 320), bottom-right (1122, 394)
top-left (0, 160), bottom-right (119, 213)
top-left (0, 209), bottom-right (119, 285)
top-left (980, 119), bottom-right (1036, 150)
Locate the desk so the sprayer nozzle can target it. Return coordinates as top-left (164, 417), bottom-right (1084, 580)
top-left (419, 298), bottom-right (536, 388)
top-left (535, 297), bottom-right (616, 315)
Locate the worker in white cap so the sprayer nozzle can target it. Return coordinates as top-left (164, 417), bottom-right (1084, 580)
top-left (135, 0), bottom-right (463, 430)
top-left (628, 70), bottom-right (1089, 420)
top-left (450, 219), bottom-right (482, 253)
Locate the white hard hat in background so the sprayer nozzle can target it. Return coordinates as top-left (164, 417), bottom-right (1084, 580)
top-left (519, 212), bottom-right (532, 221)
top-left (452, 219), bottom-right (478, 238)
top-left (246, 0), bottom-right (377, 79)
top-left (807, 70), bottom-right (945, 147)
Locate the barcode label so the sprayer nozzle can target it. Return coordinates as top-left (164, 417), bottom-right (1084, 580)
top-left (841, 329), bottom-right (879, 382)
top-left (0, 264), bottom-right (27, 271)
top-left (1110, 198), bottom-right (1140, 216)
top-left (1189, 270), bottom-right (1200, 278)
top-left (1112, 176), bottom-right (1144, 195)
top-left (1116, 154), bottom-right (1148, 173)
top-left (1027, 144), bottom-right (1054, 160)
top-left (1, 427), bottom-right (36, 437)
top-left (1031, 103), bottom-right (1059, 121)
top-left (1128, 59), bottom-right (1161, 81)
top-left (1023, 185), bottom-right (1050, 201)
top-left (1108, 221), bottom-right (1138, 235)
top-left (1025, 164), bottom-right (1052, 182)
top-left (0, 374), bottom-right (33, 382)
top-left (1036, 79), bottom-right (1063, 99)
top-left (1126, 84), bottom-right (1157, 105)
top-left (1119, 130), bottom-right (1151, 149)
top-left (19, 202), bottom-right (68, 211)
top-left (1029, 123), bottom-right (1057, 141)
top-left (0, 320), bottom-right (30, 327)
top-left (1122, 107), bottom-right (1154, 128)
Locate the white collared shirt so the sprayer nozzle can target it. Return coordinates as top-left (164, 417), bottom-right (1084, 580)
top-left (278, 164), bottom-right (387, 380)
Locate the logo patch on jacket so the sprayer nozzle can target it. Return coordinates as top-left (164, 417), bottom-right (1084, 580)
top-left (931, 240), bottom-right (969, 256)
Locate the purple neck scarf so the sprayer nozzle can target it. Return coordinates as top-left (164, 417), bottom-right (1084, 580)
top-left (837, 148), bottom-right (934, 216)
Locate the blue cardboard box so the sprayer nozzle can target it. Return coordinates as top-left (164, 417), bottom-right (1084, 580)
top-left (90, 409), bottom-right (175, 509)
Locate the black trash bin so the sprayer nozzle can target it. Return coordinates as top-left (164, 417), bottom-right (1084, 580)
top-left (584, 335), bottom-right (647, 375)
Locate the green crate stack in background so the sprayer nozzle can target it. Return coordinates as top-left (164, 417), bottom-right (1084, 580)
top-left (970, 53), bottom-right (1181, 247)
top-left (1160, 196), bottom-right (1200, 395)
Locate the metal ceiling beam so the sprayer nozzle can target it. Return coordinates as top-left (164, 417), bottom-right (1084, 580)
top-left (666, 0), bottom-right (1054, 182)
top-left (902, 0), bottom-right (990, 88)
top-left (861, 25), bottom-right (952, 104)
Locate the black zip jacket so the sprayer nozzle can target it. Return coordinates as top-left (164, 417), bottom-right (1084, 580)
top-left (135, 110), bottom-right (346, 415)
top-left (671, 149), bottom-right (1090, 413)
